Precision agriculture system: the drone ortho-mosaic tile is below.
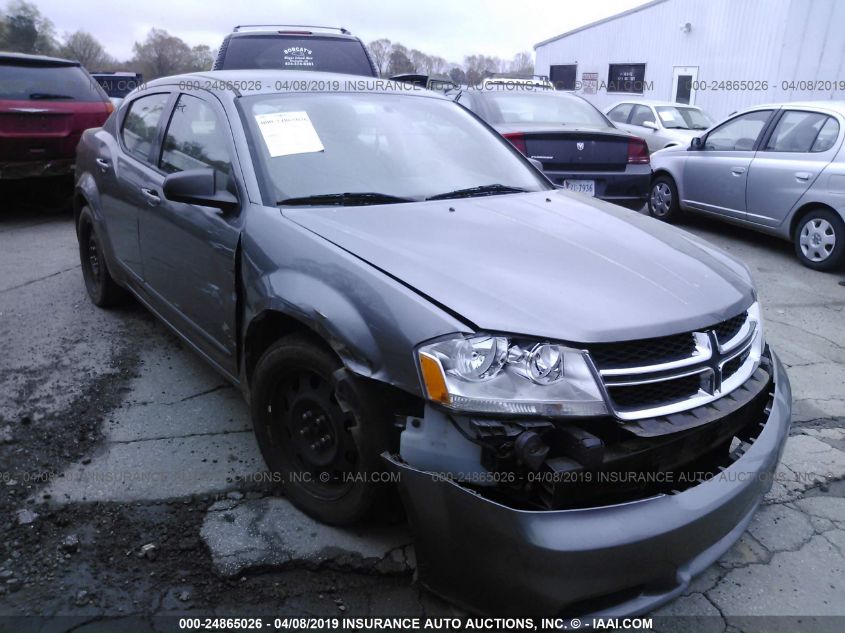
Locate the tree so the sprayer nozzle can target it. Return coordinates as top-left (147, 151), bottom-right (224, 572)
top-left (0, 0), bottom-right (56, 54)
top-left (509, 51), bottom-right (534, 76)
top-left (131, 28), bottom-right (193, 80)
top-left (463, 55), bottom-right (504, 85)
top-left (408, 48), bottom-right (430, 74)
top-left (189, 44), bottom-right (216, 72)
top-left (448, 66), bottom-right (467, 86)
top-left (386, 44), bottom-right (414, 77)
top-left (367, 38), bottom-right (391, 76)
top-left (59, 31), bottom-right (114, 69)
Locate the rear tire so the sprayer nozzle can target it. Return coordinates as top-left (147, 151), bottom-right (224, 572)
top-left (793, 208), bottom-right (845, 271)
top-left (77, 206), bottom-right (125, 307)
top-left (250, 334), bottom-right (393, 525)
top-left (649, 175), bottom-right (682, 223)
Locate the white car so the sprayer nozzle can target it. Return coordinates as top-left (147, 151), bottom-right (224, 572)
top-left (606, 100), bottom-right (714, 152)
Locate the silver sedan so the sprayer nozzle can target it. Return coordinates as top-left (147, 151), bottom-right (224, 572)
top-left (649, 101), bottom-right (845, 270)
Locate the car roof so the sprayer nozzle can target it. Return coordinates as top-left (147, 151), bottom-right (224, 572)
top-left (143, 70), bottom-right (449, 100)
top-left (0, 51), bottom-right (80, 66)
top-left (225, 28), bottom-right (359, 41)
top-left (607, 99), bottom-right (703, 108)
top-left (740, 100), bottom-right (845, 115)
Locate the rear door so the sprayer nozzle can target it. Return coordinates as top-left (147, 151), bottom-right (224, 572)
top-left (138, 92), bottom-right (242, 377)
top-left (682, 109), bottom-right (774, 220)
top-left (746, 109), bottom-right (842, 228)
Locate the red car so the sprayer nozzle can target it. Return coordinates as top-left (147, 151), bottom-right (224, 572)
top-left (0, 52), bottom-right (113, 180)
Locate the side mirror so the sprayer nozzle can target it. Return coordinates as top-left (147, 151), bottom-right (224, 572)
top-left (162, 168), bottom-right (238, 211)
top-left (643, 120), bottom-right (658, 130)
top-left (690, 136), bottom-right (704, 150)
top-left (527, 157), bottom-right (544, 171)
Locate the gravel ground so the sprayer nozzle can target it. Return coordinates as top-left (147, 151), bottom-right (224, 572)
top-left (0, 179), bottom-right (843, 632)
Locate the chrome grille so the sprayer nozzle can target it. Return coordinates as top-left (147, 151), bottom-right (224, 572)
top-left (589, 332), bottom-right (695, 369)
top-left (714, 312), bottom-right (748, 345)
top-left (587, 305), bottom-right (762, 421)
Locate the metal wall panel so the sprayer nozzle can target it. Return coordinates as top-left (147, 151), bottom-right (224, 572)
top-left (534, 0), bottom-right (845, 121)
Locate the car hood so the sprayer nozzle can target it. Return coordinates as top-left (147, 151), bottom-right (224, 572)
top-left (283, 191), bottom-right (755, 343)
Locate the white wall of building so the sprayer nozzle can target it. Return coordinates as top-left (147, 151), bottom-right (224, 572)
top-left (534, 0), bottom-right (845, 120)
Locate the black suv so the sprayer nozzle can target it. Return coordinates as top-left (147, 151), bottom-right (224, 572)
top-left (212, 25), bottom-right (378, 76)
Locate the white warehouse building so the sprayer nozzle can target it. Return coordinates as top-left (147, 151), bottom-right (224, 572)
top-left (534, 0), bottom-right (845, 120)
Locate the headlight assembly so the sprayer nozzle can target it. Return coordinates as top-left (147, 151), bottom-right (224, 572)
top-left (417, 334), bottom-right (608, 416)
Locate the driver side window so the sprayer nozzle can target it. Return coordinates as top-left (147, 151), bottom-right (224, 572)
top-left (159, 94), bottom-right (233, 188)
top-left (704, 110), bottom-right (772, 151)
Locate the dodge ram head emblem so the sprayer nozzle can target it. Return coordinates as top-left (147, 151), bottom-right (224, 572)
top-left (576, 142), bottom-right (585, 151)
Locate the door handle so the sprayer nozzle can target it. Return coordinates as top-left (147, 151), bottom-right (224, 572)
top-left (795, 172), bottom-right (812, 182)
top-left (730, 166), bottom-right (746, 176)
top-left (95, 158), bottom-right (109, 173)
top-left (140, 187), bottom-right (161, 206)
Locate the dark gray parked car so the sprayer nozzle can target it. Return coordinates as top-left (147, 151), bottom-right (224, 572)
top-left (450, 87), bottom-right (651, 209)
top-left (74, 70), bottom-right (791, 618)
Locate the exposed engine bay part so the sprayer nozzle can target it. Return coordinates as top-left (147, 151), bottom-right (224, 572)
top-left (383, 352), bottom-right (792, 618)
top-left (397, 356), bottom-right (774, 510)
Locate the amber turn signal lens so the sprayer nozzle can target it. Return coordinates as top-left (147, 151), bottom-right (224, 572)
top-left (105, 101), bottom-right (115, 113)
top-left (419, 352), bottom-right (450, 405)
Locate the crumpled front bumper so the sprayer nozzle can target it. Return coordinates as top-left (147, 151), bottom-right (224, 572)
top-left (385, 352), bottom-right (791, 618)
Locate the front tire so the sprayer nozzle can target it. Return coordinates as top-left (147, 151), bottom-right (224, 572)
top-left (649, 175), bottom-right (682, 223)
top-left (77, 206), bottom-right (125, 307)
top-left (794, 208), bottom-right (845, 271)
top-left (250, 334), bottom-right (392, 525)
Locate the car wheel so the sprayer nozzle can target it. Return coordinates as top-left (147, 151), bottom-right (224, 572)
top-left (77, 206), bottom-right (125, 307)
top-left (794, 208), bottom-right (845, 271)
top-left (250, 334), bottom-right (392, 525)
top-left (649, 175), bottom-right (682, 222)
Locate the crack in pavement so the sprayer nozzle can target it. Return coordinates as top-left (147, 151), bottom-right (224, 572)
top-left (0, 264), bottom-right (80, 294)
top-left (766, 315), bottom-right (845, 352)
top-left (110, 428), bottom-right (252, 444)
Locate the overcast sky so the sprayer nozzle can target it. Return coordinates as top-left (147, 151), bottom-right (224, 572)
top-left (30, 0), bottom-right (646, 63)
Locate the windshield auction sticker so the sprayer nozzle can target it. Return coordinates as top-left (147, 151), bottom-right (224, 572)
top-left (254, 111), bottom-right (325, 157)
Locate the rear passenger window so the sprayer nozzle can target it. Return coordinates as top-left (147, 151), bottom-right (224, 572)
top-left (812, 117), bottom-right (840, 152)
top-left (607, 103), bottom-right (632, 123)
top-left (766, 111), bottom-right (839, 153)
top-left (122, 93), bottom-right (170, 162)
top-left (159, 94), bottom-right (232, 182)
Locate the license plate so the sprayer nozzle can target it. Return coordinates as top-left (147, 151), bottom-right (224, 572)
top-left (562, 179), bottom-right (595, 196)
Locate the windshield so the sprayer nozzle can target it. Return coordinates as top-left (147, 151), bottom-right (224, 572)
top-left (242, 92), bottom-right (550, 204)
top-left (0, 63), bottom-right (107, 101)
top-left (221, 35), bottom-right (375, 76)
top-left (478, 91), bottom-right (610, 127)
top-left (655, 106), bottom-right (714, 130)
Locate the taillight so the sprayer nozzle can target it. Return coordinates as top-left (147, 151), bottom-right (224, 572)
top-left (105, 101), bottom-right (115, 114)
top-left (503, 132), bottom-right (526, 155)
top-left (627, 138), bottom-right (650, 164)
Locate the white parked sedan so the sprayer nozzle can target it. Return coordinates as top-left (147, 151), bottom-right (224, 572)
top-left (606, 100), bottom-right (715, 152)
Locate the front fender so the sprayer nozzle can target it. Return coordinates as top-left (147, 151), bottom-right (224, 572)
top-left (241, 205), bottom-right (471, 396)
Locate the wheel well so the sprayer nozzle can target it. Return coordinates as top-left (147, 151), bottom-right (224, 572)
top-left (243, 311), bottom-right (332, 386)
top-left (789, 202), bottom-right (841, 239)
top-left (73, 192), bottom-right (88, 234)
top-left (651, 169), bottom-right (674, 183)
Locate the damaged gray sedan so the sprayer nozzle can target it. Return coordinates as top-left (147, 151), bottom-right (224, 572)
top-left (74, 70), bottom-right (792, 618)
